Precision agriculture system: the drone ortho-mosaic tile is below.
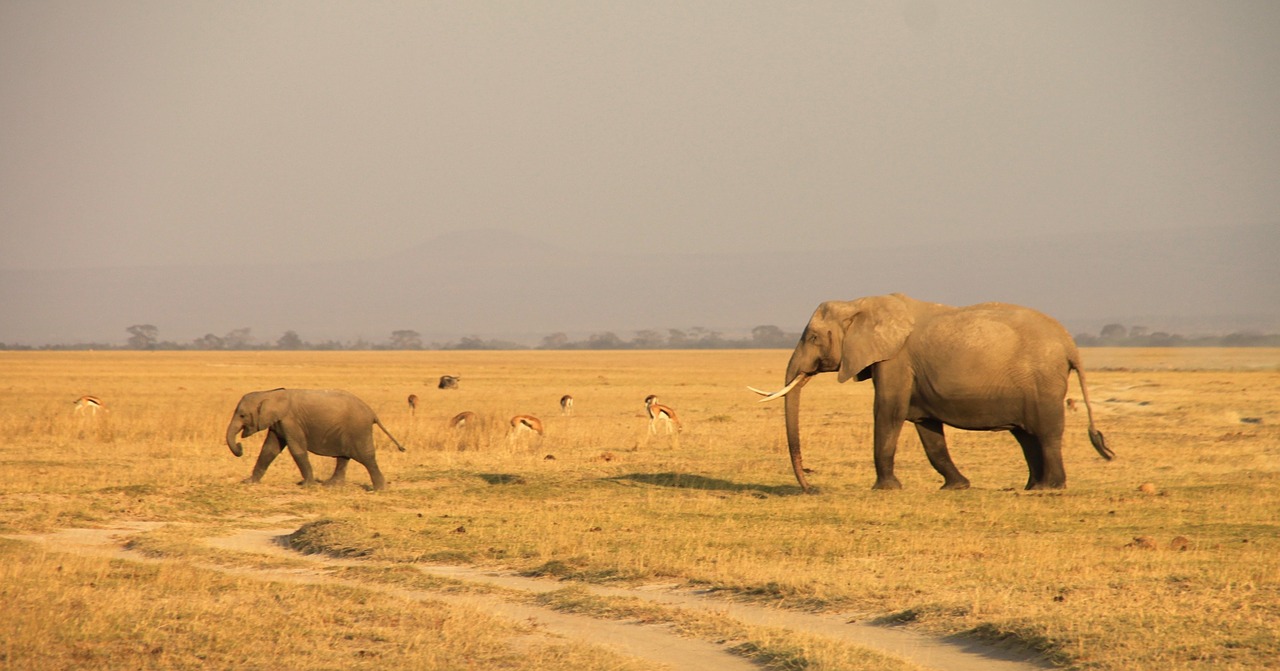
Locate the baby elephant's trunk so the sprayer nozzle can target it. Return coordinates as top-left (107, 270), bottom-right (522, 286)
top-left (226, 418), bottom-right (245, 457)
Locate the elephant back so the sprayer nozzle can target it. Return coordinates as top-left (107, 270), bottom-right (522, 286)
top-left (290, 389), bottom-right (379, 455)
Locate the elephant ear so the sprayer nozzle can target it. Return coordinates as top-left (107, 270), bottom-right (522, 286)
top-left (838, 295), bottom-right (914, 382)
top-left (254, 390), bottom-right (288, 430)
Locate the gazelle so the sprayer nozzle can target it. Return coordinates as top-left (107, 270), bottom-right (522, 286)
top-left (644, 395), bottom-right (681, 434)
top-left (510, 414), bottom-right (544, 436)
top-left (407, 394), bottom-right (419, 415)
top-left (438, 375), bottom-right (460, 390)
top-left (74, 395), bottom-right (106, 415)
top-left (449, 411), bottom-right (476, 429)
top-left (560, 394), bottom-right (574, 416)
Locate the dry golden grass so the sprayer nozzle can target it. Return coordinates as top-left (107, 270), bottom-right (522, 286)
top-left (0, 539), bottom-right (651, 671)
top-left (1, 348), bottom-right (1277, 670)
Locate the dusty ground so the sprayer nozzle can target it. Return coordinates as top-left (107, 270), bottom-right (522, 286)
top-left (12, 521), bottom-right (1052, 671)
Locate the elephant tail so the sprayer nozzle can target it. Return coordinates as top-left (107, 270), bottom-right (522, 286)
top-left (1070, 356), bottom-right (1114, 461)
top-left (375, 419), bottom-right (407, 452)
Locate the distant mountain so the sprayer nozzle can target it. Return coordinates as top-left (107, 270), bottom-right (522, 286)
top-left (1, 224), bottom-right (1275, 346)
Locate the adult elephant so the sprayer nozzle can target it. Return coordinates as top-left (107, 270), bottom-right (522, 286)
top-left (751, 294), bottom-right (1112, 492)
top-left (225, 388), bottom-right (405, 490)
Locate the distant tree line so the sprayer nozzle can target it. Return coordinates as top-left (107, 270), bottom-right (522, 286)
top-left (0, 324), bottom-right (800, 351)
top-left (3, 322), bottom-right (1277, 351)
top-left (1073, 323), bottom-right (1280, 348)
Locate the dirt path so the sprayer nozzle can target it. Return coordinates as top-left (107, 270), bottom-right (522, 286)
top-left (18, 525), bottom-right (759, 671)
top-left (15, 524), bottom-right (1054, 671)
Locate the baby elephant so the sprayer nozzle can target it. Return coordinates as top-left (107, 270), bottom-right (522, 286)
top-left (225, 388), bottom-right (405, 490)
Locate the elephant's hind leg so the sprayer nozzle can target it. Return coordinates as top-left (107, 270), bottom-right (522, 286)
top-left (325, 457), bottom-right (350, 486)
top-left (915, 419), bottom-right (970, 490)
top-left (1012, 428), bottom-right (1066, 489)
top-left (1014, 396), bottom-right (1069, 489)
top-left (356, 455), bottom-right (387, 491)
top-left (1012, 429), bottom-right (1045, 489)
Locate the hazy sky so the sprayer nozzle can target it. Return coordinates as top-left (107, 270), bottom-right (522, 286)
top-left (2, 1), bottom-right (1277, 271)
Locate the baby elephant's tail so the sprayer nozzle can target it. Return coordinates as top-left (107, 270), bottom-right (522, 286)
top-left (375, 419), bottom-right (407, 452)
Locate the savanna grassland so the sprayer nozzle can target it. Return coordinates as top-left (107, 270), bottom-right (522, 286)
top-left (1, 349), bottom-right (1277, 670)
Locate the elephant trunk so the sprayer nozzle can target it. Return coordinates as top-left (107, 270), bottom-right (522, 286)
top-left (226, 418), bottom-right (245, 457)
top-left (783, 363), bottom-right (812, 493)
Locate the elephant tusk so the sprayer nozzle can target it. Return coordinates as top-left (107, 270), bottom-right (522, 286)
top-left (749, 376), bottom-right (805, 403)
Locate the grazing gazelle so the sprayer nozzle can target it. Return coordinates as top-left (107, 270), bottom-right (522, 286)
top-left (74, 395), bottom-right (106, 415)
top-left (407, 394), bottom-right (419, 415)
top-left (438, 375), bottom-right (460, 390)
top-left (449, 411), bottom-right (476, 429)
top-left (510, 414), bottom-right (544, 436)
top-left (560, 394), bottom-right (574, 416)
top-left (644, 395), bottom-right (681, 434)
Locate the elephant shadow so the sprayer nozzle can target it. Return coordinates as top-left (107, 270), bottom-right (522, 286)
top-left (607, 472), bottom-right (804, 497)
top-left (478, 473), bottom-right (528, 485)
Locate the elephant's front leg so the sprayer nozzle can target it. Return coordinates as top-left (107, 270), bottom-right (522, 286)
top-left (244, 430), bottom-right (284, 484)
top-left (914, 419), bottom-right (970, 490)
top-left (871, 418), bottom-right (905, 490)
top-left (284, 441), bottom-right (318, 486)
top-left (870, 369), bottom-right (912, 490)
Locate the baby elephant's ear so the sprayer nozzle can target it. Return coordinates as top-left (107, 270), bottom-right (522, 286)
top-left (839, 295), bottom-right (913, 382)
top-left (254, 389), bottom-right (287, 427)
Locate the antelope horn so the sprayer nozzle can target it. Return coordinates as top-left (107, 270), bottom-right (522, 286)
top-left (748, 375), bottom-right (805, 403)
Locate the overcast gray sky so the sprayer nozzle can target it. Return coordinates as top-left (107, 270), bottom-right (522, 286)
top-left (2, 1), bottom-right (1277, 271)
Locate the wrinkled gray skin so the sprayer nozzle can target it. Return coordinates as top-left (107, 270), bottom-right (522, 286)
top-left (225, 388), bottom-right (405, 491)
top-left (766, 294), bottom-right (1112, 493)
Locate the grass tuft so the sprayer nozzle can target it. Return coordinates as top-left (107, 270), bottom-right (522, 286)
top-left (288, 519), bottom-right (376, 558)
top-left (728, 641), bottom-right (812, 670)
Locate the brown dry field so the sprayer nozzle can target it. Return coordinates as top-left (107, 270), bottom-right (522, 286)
top-left (1, 348), bottom-right (1277, 670)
